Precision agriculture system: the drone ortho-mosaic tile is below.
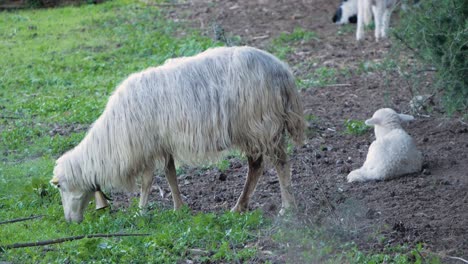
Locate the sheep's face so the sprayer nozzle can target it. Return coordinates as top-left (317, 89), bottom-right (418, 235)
top-left (332, 0), bottom-right (358, 24)
top-left (365, 108), bottom-right (414, 138)
top-left (51, 167), bottom-right (93, 223)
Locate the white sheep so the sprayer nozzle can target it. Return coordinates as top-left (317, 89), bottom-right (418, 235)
top-left (332, 0), bottom-right (358, 24)
top-left (356, 0), bottom-right (398, 41)
top-left (347, 108), bottom-right (422, 182)
top-left (50, 46), bottom-right (305, 222)
top-left (332, 0), bottom-right (397, 41)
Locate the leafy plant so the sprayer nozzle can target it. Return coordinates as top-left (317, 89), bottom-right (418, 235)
top-left (394, 0), bottom-right (468, 114)
top-left (344, 119), bottom-right (370, 136)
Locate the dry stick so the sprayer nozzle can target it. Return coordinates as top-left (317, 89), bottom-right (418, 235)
top-left (323, 83), bottom-right (352, 87)
top-left (1, 233), bottom-right (150, 250)
top-left (447, 256), bottom-right (468, 264)
top-left (0, 215), bottom-right (43, 225)
top-left (145, 2), bottom-right (190, 7)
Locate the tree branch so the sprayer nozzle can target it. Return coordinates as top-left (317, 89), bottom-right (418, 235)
top-left (1, 233), bottom-right (150, 251)
top-left (0, 215), bottom-right (43, 225)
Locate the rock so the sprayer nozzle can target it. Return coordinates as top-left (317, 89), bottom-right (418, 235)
top-left (409, 94), bottom-right (432, 113)
top-left (218, 173), bottom-right (227, 181)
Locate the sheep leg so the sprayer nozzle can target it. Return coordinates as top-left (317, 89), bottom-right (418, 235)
top-left (381, 6), bottom-right (393, 39)
top-left (139, 167), bottom-right (154, 209)
top-left (372, 2), bottom-right (384, 41)
top-left (356, 0), bottom-right (370, 40)
top-left (274, 146), bottom-right (297, 215)
top-left (231, 155), bottom-right (264, 213)
top-left (164, 154), bottom-right (185, 210)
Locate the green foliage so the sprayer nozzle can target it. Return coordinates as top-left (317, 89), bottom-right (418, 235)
top-left (296, 66), bottom-right (338, 89)
top-left (0, 202), bottom-right (263, 263)
top-left (216, 159), bottom-right (230, 172)
top-left (269, 27), bottom-right (318, 59)
top-left (344, 119), bottom-right (370, 136)
top-left (0, 0), bottom-right (220, 161)
top-left (394, 0), bottom-right (468, 114)
top-left (270, 219), bottom-right (440, 264)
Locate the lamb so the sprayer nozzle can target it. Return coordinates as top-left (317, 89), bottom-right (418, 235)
top-left (50, 46), bottom-right (305, 223)
top-left (347, 108), bottom-right (423, 182)
top-left (332, 0), bottom-right (397, 41)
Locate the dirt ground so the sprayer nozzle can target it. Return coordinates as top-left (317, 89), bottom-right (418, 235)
top-left (115, 0), bottom-right (468, 261)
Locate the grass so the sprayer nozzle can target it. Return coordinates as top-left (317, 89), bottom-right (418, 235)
top-left (0, 1), bottom-right (439, 262)
top-left (268, 27), bottom-right (318, 60)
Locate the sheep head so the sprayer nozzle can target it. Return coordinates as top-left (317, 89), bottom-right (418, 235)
top-left (50, 163), bottom-right (94, 223)
top-left (365, 108), bottom-right (414, 138)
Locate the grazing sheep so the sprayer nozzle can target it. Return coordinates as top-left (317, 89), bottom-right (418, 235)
top-left (347, 108), bottom-right (422, 182)
top-left (50, 46), bottom-right (305, 223)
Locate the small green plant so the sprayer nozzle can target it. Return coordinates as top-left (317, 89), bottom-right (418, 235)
top-left (344, 119), bottom-right (370, 136)
top-left (216, 159), bottom-right (230, 172)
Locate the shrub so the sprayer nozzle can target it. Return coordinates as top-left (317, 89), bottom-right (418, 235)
top-left (394, 0), bottom-right (468, 114)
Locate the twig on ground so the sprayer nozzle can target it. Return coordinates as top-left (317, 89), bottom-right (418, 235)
top-left (0, 215), bottom-right (44, 225)
top-left (1, 233), bottom-right (150, 250)
top-left (0, 116), bottom-right (21, 120)
top-left (447, 256), bottom-right (468, 263)
top-left (143, 1), bottom-right (190, 7)
top-left (323, 83), bottom-right (352, 87)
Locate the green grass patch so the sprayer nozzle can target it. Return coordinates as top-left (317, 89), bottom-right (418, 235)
top-left (269, 27), bottom-right (318, 59)
top-left (0, 0), bottom-right (221, 162)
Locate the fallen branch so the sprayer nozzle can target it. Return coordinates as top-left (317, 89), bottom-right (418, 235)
top-left (1, 233), bottom-right (150, 250)
top-left (447, 256), bottom-right (468, 263)
top-left (323, 83), bottom-right (352, 87)
top-left (0, 215), bottom-right (43, 225)
top-left (143, 1), bottom-right (190, 7)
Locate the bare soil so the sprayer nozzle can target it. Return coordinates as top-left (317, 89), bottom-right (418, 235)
top-left (115, 0), bottom-right (468, 261)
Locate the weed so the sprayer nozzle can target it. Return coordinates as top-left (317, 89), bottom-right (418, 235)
top-left (344, 119), bottom-right (370, 136)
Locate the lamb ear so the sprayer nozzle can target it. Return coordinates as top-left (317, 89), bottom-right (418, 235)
top-left (398, 114), bottom-right (414, 122)
top-left (365, 117), bottom-right (380, 126)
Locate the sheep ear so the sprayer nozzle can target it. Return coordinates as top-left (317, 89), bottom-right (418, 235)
top-left (398, 114), bottom-right (414, 122)
top-left (365, 117), bottom-right (380, 126)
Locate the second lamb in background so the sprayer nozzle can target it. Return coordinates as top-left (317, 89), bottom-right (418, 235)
top-left (347, 108), bottom-right (423, 182)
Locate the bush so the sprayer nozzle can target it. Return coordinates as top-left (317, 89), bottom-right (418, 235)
top-left (394, 0), bottom-right (468, 114)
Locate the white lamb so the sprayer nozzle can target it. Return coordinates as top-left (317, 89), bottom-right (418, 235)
top-left (347, 108), bottom-right (423, 182)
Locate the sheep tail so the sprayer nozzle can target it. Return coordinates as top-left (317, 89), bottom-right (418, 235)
top-left (284, 78), bottom-right (305, 146)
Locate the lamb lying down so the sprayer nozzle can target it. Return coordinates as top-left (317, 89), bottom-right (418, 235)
top-left (347, 108), bottom-right (423, 182)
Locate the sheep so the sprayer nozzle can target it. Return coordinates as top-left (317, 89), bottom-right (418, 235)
top-left (332, 0), bottom-right (397, 41)
top-left (347, 108), bottom-right (423, 182)
top-left (332, 0), bottom-right (358, 24)
top-left (50, 46), bottom-right (305, 223)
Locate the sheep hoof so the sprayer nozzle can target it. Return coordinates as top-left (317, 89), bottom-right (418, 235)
top-left (347, 170), bottom-right (361, 182)
top-left (278, 206), bottom-right (297, 217)
top-left (230, 204), bottom-right (247, 213)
